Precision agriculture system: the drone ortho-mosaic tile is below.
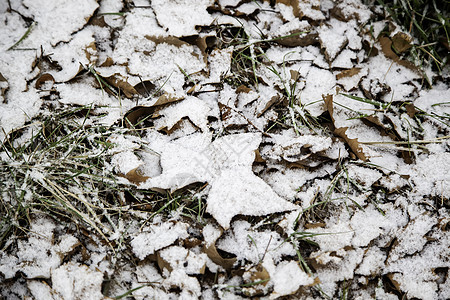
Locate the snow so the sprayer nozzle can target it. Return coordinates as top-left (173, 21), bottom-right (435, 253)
top-left (51, 262), bottom-right (104, 300)
top-left (131, 221), bottom-right (189, 260)
top-left (0, 0), bottom-right (449, 298)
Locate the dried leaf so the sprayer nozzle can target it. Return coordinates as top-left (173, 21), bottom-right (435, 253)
top-left (336, 68), bottom-right (361, 80)
top-left (290, 70), bottom-right (300, 82)
top-left (134, 80), bottom-right (156, 97)
top-left (145, 35), bottom-right (189, 48)
top-left (84, 41), bottom-right (97, 65)
top-left (305, 222), bottom-right (326, 229)
top-left (122, 168), bottom-right (149, 184)
top-left (99, 57), bottom-right (114, 67)
top-left (243, 265), bottom-right (270, 297)
top-left (334, 127), bottom-right (367, 161)
top-left (274, 31), bottom-right (318, 47)
top-left (156, 252), bottom-right (173, 272)
top-left (104, 73), bottom-right (137, 98)
top-left (35, 73), bottom-right (55, 90)
top-left (379, 36), bottom-right (418, 71)
top-left (0, 72), bottom-right (9, 100)
top-left (254, 149), bottom-right (265, 163)
top-left (123, 93), bottom-right (183, 128)
top-left (323, 94), bottom-right (367, 161)
top-left (257, 95), bottom-right (280, 117)
top-left (153, 93), bottom-right (182, 107)
top-left (236, 85), bottom-right (252, 94)
top-left (405, 103), bottom-right (417, 118)
top-left (275, 0), bottom-right (300, 17)
top-left (203, 243), bottom-right (236, 271)
top-left (391, 32), bottom-right (412, 53)
top-left (180, 35), bottom-right (217, 60)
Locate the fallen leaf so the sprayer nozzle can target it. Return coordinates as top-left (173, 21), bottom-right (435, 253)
top-left (242, 264), bottom-right (270, 297)
top-left (122, 167), bottom-right (150, 184)
top-left (379, 36), bottom-right (418, 71)
top-left (156, 252), bottom-right (173, 272)
top-left (134, 80), bottom-right (156, 97)
top-left (336, 68), bottom-right (361, 80)
top-left (323, 94), bottom-right (368, 161)
top-left (104, 73), bottom-right (137, 98)
top-left (391, 32), bottom-right (412, 53)
top-left (204, 243), bottom-right (237, 271)
top-left (123, 93), bottom-right (184, 128)
top-left (206, 167), bottom-right (299, 229)
top-left (139, 133), bottom-right (298, 228)
top-left (0, 73), bottom-right (9, 101)
top-left (35, 73), bottom-right (55, 90)
top-left (405, 103), bottom-right (417, 118)
top-left (236, 85), bottom-right (252, 94)
top-left (257, 95), bottom-right (280, 117)
top-left (334, 127), bottom-right (367, 161)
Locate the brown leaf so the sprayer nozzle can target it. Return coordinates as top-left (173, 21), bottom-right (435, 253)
top-left (242, 265), bottom-right (270, 297)
top-left (89, 15), bottom-right (108, 27)
top-left (99, 57), bottom-right (114, 67)
top-left (257, 95), bottom-right (280, 117)
top-left (392, 32), bottom-right (412, 53)
top-left (218, 102), bottom-right (232, 122)
top-left (405, 103), bottom-right (417, 118)
top-left (145, 35), bottom-right (189, 48)
top-left (290, 70), bottom-right (300, 82)
top-left (152, 93), bottom-right (182, 107)
top-left (363, 115), bottom-right (397, 139)
top-left (323, 94), bottom-right (367, 161)
top-left (104, 73), bottom-right (137, 98)
top-left (121, 168), bottom-right (149, 184)
top-left (334, 127), bottom-right (367, 161)
top-left (35, 73), bottom-right (55, 90)
top-left (84, 41), bottom-right (97, 64)
top-left (123, 93), bottom-right (183, 128)
top-left (180, 35), bottom-right (217, 59)
top-left (336, 68), bottom-right (361, 80)
top-left (134, 80), bottom-right (156, 97)
top-left (0, 72), bottom-right (9, 100)
top-left (236, 85), bottom-right (252, 94)
top-left (204, 243), bottom-right (236, 271)
top-left (123, 106), bottom-right (156, 128)
top-left (275, 0), bottom-right (300, 17)
top-left (274, 31), bottom-right (318, 47)
top-left (156, 252), bottom-right (172, 272)
top-left (254, 149), bottom-right (265, 163)
top-left (379, 36), bottom-right (418, 71)
top-left (305, 222), bottom-right (326, 229)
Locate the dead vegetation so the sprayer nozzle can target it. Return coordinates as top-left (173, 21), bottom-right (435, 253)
top-left (0, 0), bottom-right (449, 299)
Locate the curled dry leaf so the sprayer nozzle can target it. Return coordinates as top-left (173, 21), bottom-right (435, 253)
top-left (334, 127), bottom-right (367, 161)
top-left (405, 103), bottom-right (417, 118)
top-left (156, 252), bottom-right (173, 273)
top-left (379, 36), bottom-right (418, 71)
top-left (35, 73), bottom-right (55, 90)
top-left (242, 264), bottom-right (271, 297)
top-left (336, 67), bottom-right (361, 80)
top-left (104, 73), bottom-right (137, 98)
top-left (323, 94), bottom-right (368, 161)
top-left (123, 93), bottom-right (183, 128)
top-left (134, 80), bottom-right (156, 97)
top-left (391, 32), bottom-right (412, 54)
top-left (204, 242), bottom-right (237, 271)
top-left (0, 72), bottom-right (8, 101)
top-left (122, 167), bottom-right (149, 184)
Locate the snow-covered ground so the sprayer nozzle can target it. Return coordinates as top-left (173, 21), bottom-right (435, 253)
top-left (0, 0), bottom-right (449, 299)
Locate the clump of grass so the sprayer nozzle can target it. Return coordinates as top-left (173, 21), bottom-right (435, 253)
top-left (0, 106), bottom-right (120, 250)
top-left (375, 0), bottom-right (449, 78)
top-left (0, 106), bottom-right (207, 251)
